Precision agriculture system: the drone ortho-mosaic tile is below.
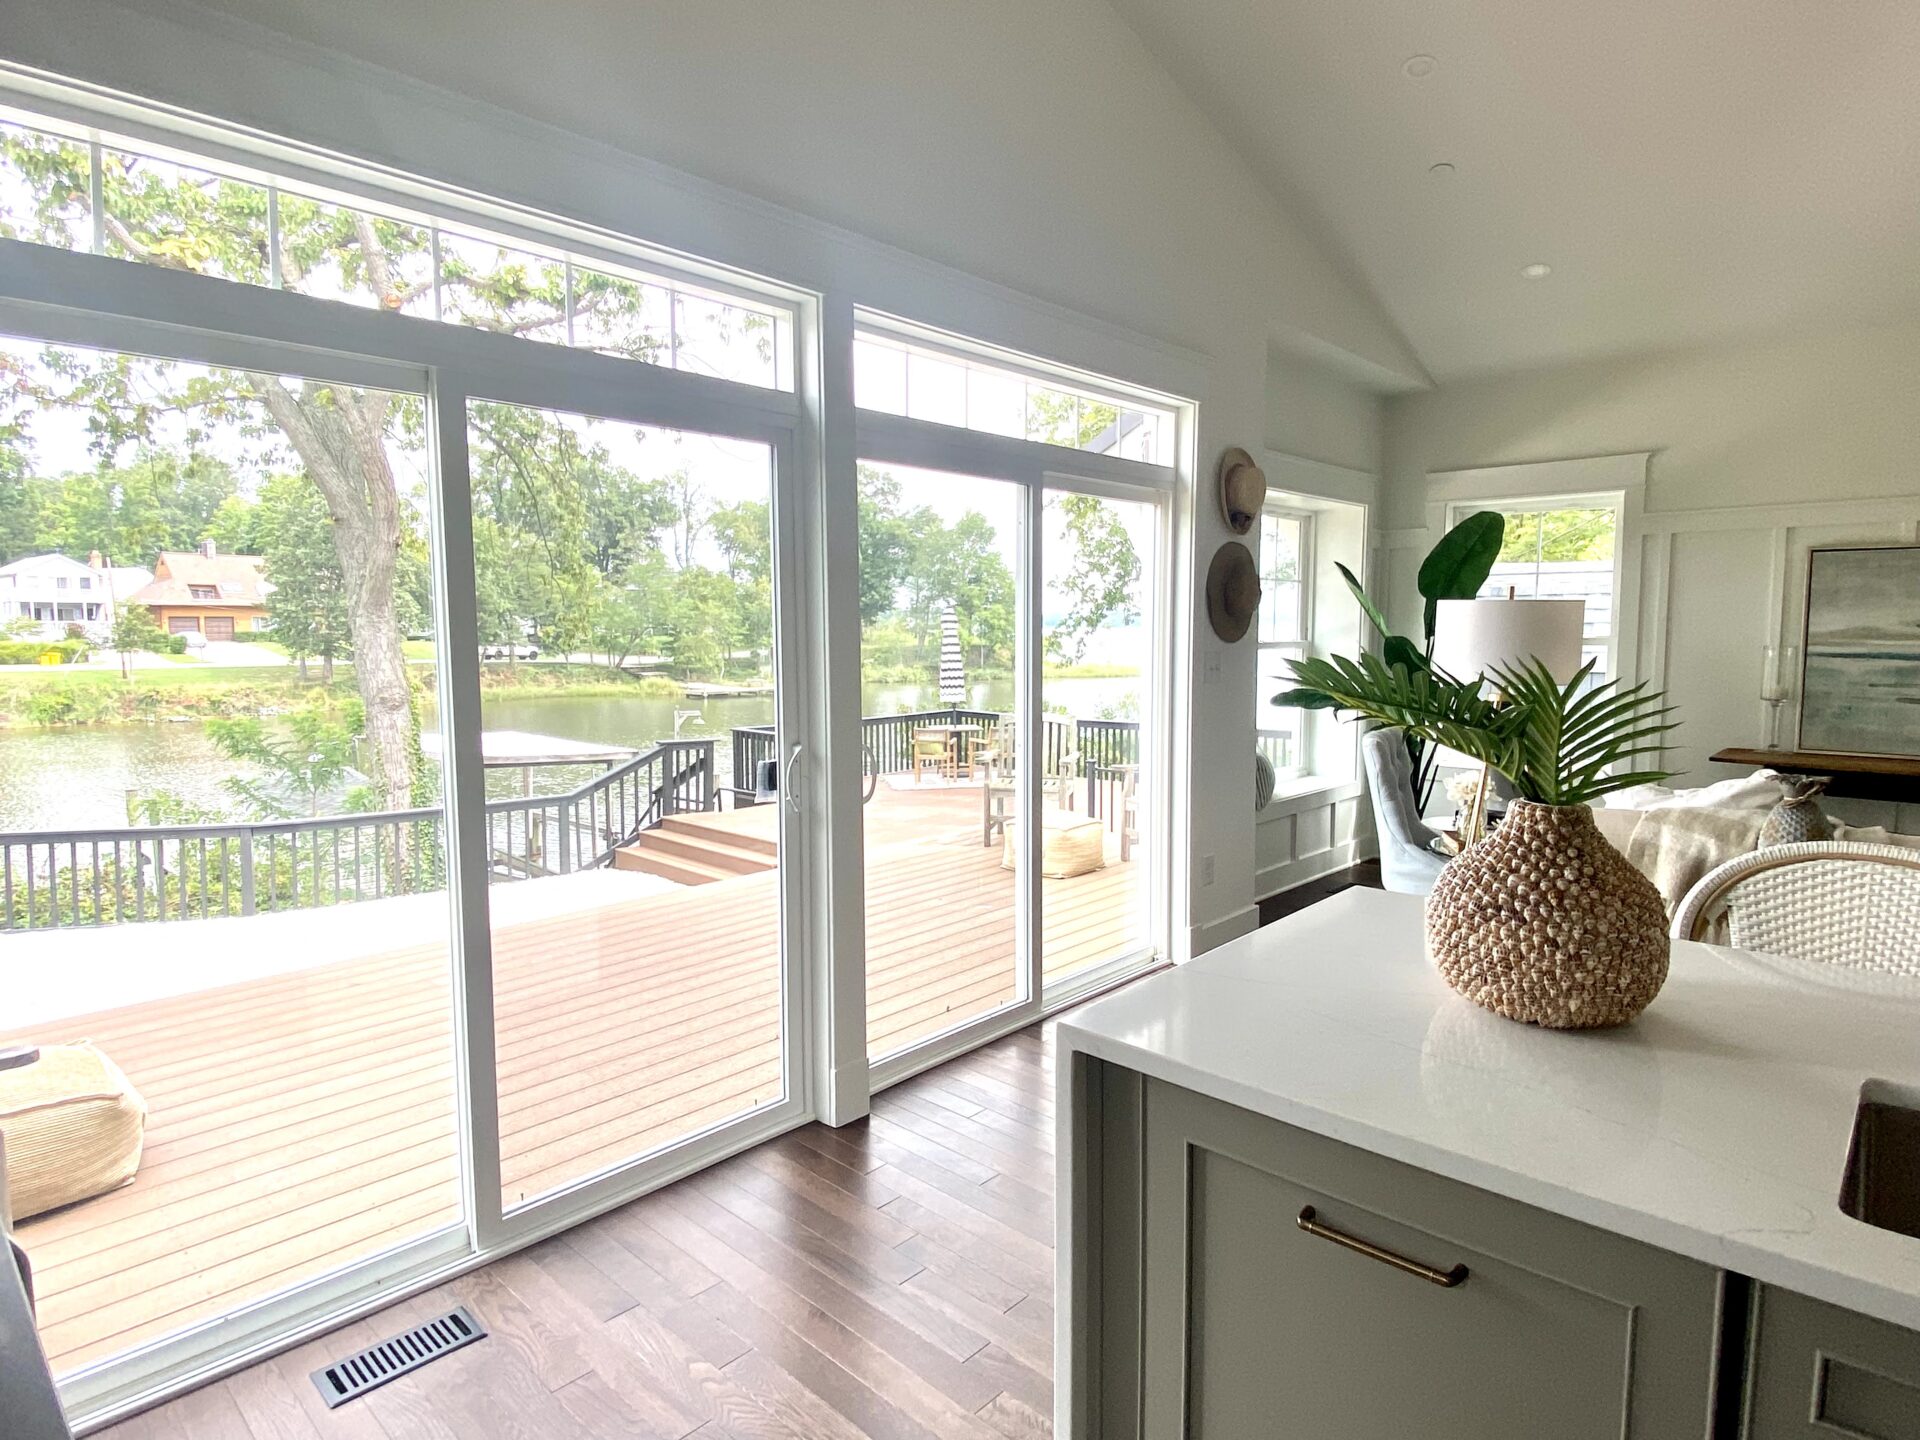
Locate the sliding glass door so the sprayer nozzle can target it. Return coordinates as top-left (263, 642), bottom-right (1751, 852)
top-left (852, 323), bottom-right (1176, 1078)
top-left (0, 327), bottom-right (466, 1382)
top-left (456, 399), bottom-right (796, 1215)
top-left (1040, 487), bottom-right (1161, 991)
top-left (857, 463), bottom-right (1030, 1061)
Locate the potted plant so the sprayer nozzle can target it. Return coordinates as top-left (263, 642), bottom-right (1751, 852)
top-left (1276, 652), bottom-right (1678, 1028)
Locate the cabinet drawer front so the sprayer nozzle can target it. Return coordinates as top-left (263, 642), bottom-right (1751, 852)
top-left (1138, 1079), bottom-right (1721, 1440)
top-left (1747, 1286), bottom-right (1920, 1439)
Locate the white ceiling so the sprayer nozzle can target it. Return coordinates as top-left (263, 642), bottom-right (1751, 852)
top-left (1106, 0), bottom-right (1920, 382)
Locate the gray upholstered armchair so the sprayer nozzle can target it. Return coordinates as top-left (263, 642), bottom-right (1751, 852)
top-left (1361, 727), bottom-right (1448, 895)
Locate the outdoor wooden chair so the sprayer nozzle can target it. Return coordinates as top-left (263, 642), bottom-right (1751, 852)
top-left (911, 728), bottom-right (951, 785)
top-left (1111, 762), bottom-right (1141, 862)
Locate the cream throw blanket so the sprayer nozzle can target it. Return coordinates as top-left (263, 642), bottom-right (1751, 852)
top-left (1625, 807), bottom-right (1767, 920)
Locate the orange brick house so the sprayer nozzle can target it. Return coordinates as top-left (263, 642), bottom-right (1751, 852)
top-left (127, 541), bottom-right (272, 640)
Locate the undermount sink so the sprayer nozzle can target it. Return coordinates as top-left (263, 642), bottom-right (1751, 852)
top-left (1841, 1080), bottom-right (1920, 1240)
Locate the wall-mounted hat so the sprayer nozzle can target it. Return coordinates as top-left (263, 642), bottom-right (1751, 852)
top-left (1206, 541), bottom-right (1261, 643)
top-left (1217, 447), bottom-right (1267, 535)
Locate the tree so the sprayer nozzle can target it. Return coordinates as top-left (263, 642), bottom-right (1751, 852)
top-left (1047, 493), bottom-right (1140, 664)
top-left (257, 472), bottom-right (351, 681)
top-left (467, 401), bottom-right (603, 657)
top-left (711, 497), bottom-right (772, 664)
top-left (205, 701), bottom-right (373, 819)
top-left (109, 602), bottom-right (167, 679)
top-left (665, 566), bottom-right (739, 678)
top-left (661, 469), bottom-right (708, 571)
top-left (1, 136), bottom-right (430, 810)
top-left (856, 466), bottom-right (915, 626)
top-left (587, 553), bottom-right (673, 668)
top-left (36, 452), bottom-right (239, 562)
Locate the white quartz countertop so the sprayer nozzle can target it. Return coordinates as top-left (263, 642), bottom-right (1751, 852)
top-left (1057, 887), bottom-right (1920, 1332)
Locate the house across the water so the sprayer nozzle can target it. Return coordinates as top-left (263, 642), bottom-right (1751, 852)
top-left (0, 550), bottom-right (153, 642)
top-left (127, 540), bottom-right (272, 640)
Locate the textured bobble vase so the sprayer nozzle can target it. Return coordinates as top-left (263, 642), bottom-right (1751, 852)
top-left (1425, 799), bottom-right (1669, 1029)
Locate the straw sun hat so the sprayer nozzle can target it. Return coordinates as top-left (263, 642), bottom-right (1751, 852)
top-left (1218, 447), bottom-right (1267, 534)
top-left (1206, 541), bottom-right (1261, 643)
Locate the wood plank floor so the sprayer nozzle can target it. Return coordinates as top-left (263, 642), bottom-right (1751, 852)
top-left (98, 1023), bottom-right (1067, 1440)
top-left (7, 785), bottom-right (1141, 1375)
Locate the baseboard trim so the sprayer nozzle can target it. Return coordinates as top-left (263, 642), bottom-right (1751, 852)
top-left (1256, 839), bottom-right (1375, 901)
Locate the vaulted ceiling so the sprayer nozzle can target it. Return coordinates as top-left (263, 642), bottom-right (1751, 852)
top-left (1106, 0), bottom-right (1920, 382)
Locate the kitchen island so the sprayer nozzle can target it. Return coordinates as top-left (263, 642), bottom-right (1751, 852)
top-left (1056, 887), bottom-right (1920, 1438)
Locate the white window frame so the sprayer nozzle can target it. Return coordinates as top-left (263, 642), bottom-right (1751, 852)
top-left (852, 311), bottom-right (1183, 1094)
top-left (1444, 490), bottom-right (1627, 685)
top-left (1256, 505), bottom-right (1315, 781)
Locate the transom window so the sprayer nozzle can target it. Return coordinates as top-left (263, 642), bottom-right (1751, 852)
top-left (0, 107), bottom-right (794, 390)
top-left (853, 324), bottom-right (1173, 464)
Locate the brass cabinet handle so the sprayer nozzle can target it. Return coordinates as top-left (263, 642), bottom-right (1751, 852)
top-left (1296, 1206), bottom-right (1469, 1288)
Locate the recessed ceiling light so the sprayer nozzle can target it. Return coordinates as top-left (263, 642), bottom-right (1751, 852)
top-left (1428, 162), bottom-right (1456, 177)
top-left (1520, 263), bottom-right (1553, 279)
top-left (1403, 54), bottom-right (1438, 78)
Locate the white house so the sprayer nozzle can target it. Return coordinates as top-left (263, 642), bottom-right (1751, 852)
top-left (0, 551), bottom-right (154, 642)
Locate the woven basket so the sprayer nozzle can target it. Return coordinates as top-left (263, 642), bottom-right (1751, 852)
top-left (1426, 799), bottom-right (1669, 1029)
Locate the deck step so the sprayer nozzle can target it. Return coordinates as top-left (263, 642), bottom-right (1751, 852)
top-left (612, 846), bottom-right (750, 886)
top-left (630, 830), bottom-right (774, 875)
top-left (659, 813), bottom-right (779, 857)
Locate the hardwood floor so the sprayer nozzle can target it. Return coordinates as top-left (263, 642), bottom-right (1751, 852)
top-left (98, 1024), bottom-right (1064, 1440)
top-left (10, 782), bottom-right (1139, 1373)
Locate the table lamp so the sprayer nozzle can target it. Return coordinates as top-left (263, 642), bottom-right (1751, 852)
top-left (1431, 597), bottom-right (1587, 844)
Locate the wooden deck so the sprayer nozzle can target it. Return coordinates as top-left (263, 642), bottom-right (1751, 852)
top-left (4, 784), bottom-right (1143, 1376)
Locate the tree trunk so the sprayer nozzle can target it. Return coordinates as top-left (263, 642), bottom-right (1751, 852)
top-left (252, 377), bottom-right (415, 814)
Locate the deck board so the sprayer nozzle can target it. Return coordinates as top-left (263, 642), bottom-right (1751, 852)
top-left (5, 784), bottom-right (1144, 1374)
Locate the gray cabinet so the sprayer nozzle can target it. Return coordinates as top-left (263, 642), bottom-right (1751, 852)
top-left (1744, 1285), bottom-right (1920, 1439)
top-left (1069, 1060), bottom-right (1725, 1438)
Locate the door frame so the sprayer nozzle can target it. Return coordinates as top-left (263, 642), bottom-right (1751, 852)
top-left (853, 401), bottom-right (1178, 1095)
top-left (0, 246), bottom-right (826, 1429)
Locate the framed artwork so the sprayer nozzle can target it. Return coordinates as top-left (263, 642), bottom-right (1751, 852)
top-left (1797, 544), bottom-right (1920, 757)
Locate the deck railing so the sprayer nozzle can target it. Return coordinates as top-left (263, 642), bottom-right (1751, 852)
top-left (731, 708), bottom-right (1139, 812)
top-left (0, 738), bottom-right (714, 932)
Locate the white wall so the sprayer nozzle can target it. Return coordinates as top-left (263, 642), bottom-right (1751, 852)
top-left (1382, 315), bottom-right (1920, 830)
top-left (0, 0), bottom-right (1411, 952)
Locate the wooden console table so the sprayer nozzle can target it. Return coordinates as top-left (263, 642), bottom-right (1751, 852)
top-left (1711, 746), bottom-right (1920, 804)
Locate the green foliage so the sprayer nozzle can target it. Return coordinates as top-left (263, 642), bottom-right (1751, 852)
top-left (1292, 512), bottom-right (1508, 794)
top-left (0, 637), bottom-right (89, 664)
top-left (1048, 493), bottom-right (1139, 665)
top-left (1498, 508), bottom-right (1616, 564)
top-left (108, 599), bottom-right (167, 675)
top-left (256, 472), bottom-right (351, 675)
top-left (205, 699), bottom-right (372, 819)
top-left (1416, 510), bottom-right (1506, 638)
top-left (1277, 654), bottom-right (1675, 806)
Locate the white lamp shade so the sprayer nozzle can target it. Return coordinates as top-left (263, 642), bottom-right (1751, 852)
top-left (1432, 598), bottom-right (1587, 685)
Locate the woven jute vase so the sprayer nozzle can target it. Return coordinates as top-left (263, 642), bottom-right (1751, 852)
top-left (1425, 799), bottom-right (1669, 1029)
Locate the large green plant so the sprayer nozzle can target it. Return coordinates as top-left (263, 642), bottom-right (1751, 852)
top-left (1278, 654), bottom-right (1677, 807)
top-left (1320, 510), bottom-right (1505, 796)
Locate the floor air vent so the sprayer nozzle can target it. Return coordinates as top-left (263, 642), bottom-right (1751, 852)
top-left (311, 1305), bottom-right (486, 1408)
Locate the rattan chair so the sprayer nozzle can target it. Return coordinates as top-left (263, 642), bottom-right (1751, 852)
top-left (1670, 842), bottom-right (1920, 975)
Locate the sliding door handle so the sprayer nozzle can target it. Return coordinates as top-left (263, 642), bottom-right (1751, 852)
top-left (784, 743), bottom-right (803, 812)
top-left (1297, 1206), bottom-right (1468, 1288)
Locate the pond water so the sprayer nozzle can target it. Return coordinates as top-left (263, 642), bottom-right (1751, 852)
top-left (0, 674), bottom-right (1142, 831)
